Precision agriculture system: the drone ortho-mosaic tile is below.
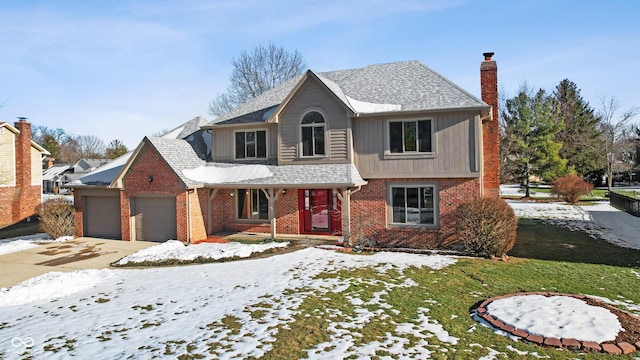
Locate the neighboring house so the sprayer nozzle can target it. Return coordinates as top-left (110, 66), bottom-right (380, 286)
top-left (70, 53), bottom-right (500, 248)
top-left (42, 164), bottom-right (72, 193)
top-left (0, 119), bottom-right (50, 229)
top-left (43, 158), bottom-right (110, 193)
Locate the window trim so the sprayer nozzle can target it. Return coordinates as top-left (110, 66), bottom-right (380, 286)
top-left (235, 188), bottom-right (269, 222)
top-left (234, 129), bottom-right (268, 160)
top-left (387, 182), bottom-right (439, 229)
top-left (299, 109), bottom-right (328, 158)
top-left (384, 118), bottom-right (435, 159)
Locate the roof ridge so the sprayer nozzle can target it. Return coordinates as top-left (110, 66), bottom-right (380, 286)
top-left (413, 61), bottom-right (487, 106)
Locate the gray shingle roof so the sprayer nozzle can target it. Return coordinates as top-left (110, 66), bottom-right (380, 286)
top-left (207, 60), bottom-right (488, 126)
top-left (180, 162), bottom-right (366, 188)
top-left (67, 152), bottom-right (132, 187)
top-left (162, 116), bottom-right (209, 140)
top-left (146, 137), bottom-right (206, 188)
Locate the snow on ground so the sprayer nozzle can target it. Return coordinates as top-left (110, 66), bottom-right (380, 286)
top-left (500, 184), bottom-right (551, 198)
top-left (1, 189), bottom-right (637, 357)
top-left (486, 295), bottom-right (621, 343)
top-left (0, 240), bottom-right (39, 256)
top-left (116, 240), bottom-right (290, 265)
top-left (0, 235), bottom-right (70, 256)
top-left (0, 248), bottom-right (458, 359)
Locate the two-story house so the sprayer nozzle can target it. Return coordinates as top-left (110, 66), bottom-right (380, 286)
top-left (71, 53), bottom-right (499, 248)
top-left (0, 119), bottom-right (50, 229)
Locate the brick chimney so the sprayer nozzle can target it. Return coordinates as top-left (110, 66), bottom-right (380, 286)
top-left (14, 117), bottom-right (32, 189)
top-left (480, 52), bottom-right (500, 198)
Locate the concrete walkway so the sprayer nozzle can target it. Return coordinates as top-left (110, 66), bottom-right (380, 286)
top-left (0, 237), bottom-right (157, 288)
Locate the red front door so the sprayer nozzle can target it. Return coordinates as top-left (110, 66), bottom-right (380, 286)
top-left (299, 189), bottom-right (342, 235)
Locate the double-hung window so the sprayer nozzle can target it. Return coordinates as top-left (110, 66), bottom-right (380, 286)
top-left (390, 185), bottom-right (436, 225)
top-left (237, 189), bottom-right (268, 220)
top-left (301, 111), bottom-right (325, 157)
top-left (235, 130), bottom-right (267, 159)
top-left (389, 119), bottom-right (432, 153)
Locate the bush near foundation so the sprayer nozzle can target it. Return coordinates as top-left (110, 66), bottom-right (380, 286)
top-left (551, 174), bottom-right (593, 204)
top-left (36, 198), bottom-right (75, 239)
top-left (457, 197), bottom-right (517, 258)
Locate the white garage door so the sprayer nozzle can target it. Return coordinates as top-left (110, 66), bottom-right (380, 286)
top-left (132, 196), bottom-right (177, 242)
top-left (85, 196), bottom-right (121, 239)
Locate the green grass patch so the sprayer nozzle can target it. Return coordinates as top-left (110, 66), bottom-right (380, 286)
top-left (510, 218), bottom-right (640, 267)
top-left (612, 190), bottom-right (640, 199)
top-left (251, 245), bottom-right (639, 359)
top-left (0, 218), bottom-right (41, 239)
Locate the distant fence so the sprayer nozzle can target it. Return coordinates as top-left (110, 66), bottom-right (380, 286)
top-left (610, 192), bottom-right (640, 217)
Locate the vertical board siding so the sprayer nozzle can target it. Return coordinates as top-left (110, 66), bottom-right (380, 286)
top-left (0, 130), bottom-right (16, 185)
top-left (31, 147), bottom-right (41, 186)
top-left (211, 124), bottom-right (277, 161)
top-left (278, 80), bottom-right (349, 163)
top-left (353, 111), bottom-right (479, 178)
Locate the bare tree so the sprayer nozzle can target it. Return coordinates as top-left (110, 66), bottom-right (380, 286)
top-left (74, 135), bottom-right (106, 159)
top-left (208, 43), bottom-right (306, 117)
top-left (598, 96), bottom-right (639, 191)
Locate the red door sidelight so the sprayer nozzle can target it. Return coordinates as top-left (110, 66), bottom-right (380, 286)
top-left (299, 189), bottom-right (342, 235)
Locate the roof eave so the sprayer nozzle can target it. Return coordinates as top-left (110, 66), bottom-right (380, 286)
top-left (352, 105), bottom-right (491, 118)
top-left (200, 180), bottom-right (368, 189)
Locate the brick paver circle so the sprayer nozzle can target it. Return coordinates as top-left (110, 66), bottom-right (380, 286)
top-left (475, 292), bottom-right (640, 355)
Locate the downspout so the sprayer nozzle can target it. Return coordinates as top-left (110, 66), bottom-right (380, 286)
top-left (186, 189), bottom-right (192, 244)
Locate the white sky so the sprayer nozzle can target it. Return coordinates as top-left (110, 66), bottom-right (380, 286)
top-left (1, 0), bottom-right (639, 148)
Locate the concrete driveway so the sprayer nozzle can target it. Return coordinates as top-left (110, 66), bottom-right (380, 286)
top-left (0, 237), bottom-right (157, 288)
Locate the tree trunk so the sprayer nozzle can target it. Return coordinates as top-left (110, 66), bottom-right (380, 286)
top-left (524, 162), bottom-right (531, 198)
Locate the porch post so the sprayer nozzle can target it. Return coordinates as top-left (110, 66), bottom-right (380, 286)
top-left (337, 189), bottom-right (352, 245)
top-left (261, 188), bottom-right (281, 239)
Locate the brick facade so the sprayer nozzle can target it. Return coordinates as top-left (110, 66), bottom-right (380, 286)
top-left (350, 178), bottom-right (480, 249)
top-left (0, 120), bottom-right (43, 229)
top-left (481, 52), bottom-right (500, 198)
top-left (120, 144), bottom-right (191, 241)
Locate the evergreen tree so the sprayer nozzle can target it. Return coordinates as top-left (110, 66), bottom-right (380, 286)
top-left (105, 139), bottom-right (128, 159)
top-left (502, 85), bottom-right (568, 197)
top-left (552, 79), bottom-right (604, 176)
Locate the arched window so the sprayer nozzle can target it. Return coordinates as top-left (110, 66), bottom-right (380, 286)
top-left (301, 111), bottom-right (325, 157)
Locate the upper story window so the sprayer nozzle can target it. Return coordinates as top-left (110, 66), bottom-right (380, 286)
top-left (301, 111), bottom-right (326, 157)
top-left (389, 119), bottom-right (432, 154)
top-left (235, 130), bottom-right (267, 159)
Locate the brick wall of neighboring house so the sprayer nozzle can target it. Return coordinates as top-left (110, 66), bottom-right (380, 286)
top-left (481, 52), bottom-right (500, 198)
top-left (120, 144), bottom-right (190, 241)
top-left (350, 178), bottom-right (481, 249)
top-left (0, 120), bottom-right (42, 229)
top-left (73, 190), bottom-right (83, 237)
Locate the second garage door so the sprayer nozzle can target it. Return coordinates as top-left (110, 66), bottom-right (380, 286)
top-left (132, 196), bottom-right (177, 242)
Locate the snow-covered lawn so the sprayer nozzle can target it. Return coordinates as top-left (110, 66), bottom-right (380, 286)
top-left (0, 197), bottom-right (638, 358)
top-left (0, 234), bottom-right (70, 256)
top-left (115, 240), bottom-right (290, 265)
top-left (1, 248), bottom-right (461, 359)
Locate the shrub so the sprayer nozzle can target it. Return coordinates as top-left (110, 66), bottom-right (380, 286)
top-left (551, 174), bottom-right (593, 204)
top-left (36, 198), bottom-right (75, 239)
top-left (457, 197), bottom-right (517, 258)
